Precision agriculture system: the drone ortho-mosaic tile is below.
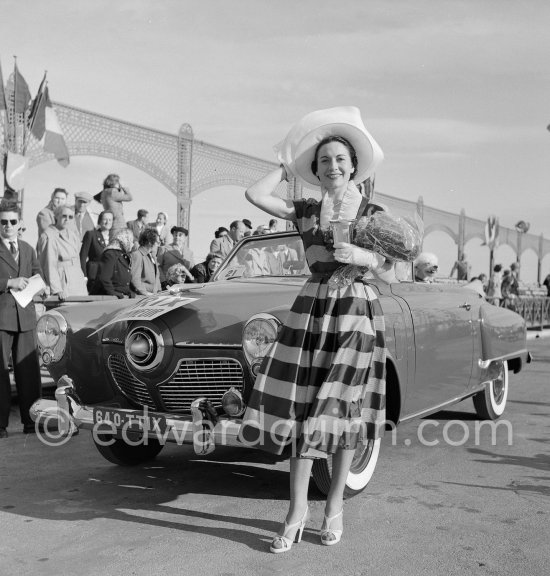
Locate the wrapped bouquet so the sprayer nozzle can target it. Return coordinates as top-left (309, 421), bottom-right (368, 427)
top-left (353, 210), bottom-right (423, 262)
top-left (327, 209), bottom-right (423, 289)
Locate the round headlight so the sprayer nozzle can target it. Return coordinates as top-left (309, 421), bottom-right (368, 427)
top-left (242, 313), bottom-right (281, 365)
top-left (36, 311), bottom-right (68, 364)
top-left (125, 325), bottom-right (165, 371)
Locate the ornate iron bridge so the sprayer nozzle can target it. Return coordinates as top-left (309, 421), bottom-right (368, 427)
top-left (4, 102), bottom-right (550, 281)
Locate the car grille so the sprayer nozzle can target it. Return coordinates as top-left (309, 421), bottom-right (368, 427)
top-left (158, 358), bottom-right (244, 412)
top-left (108, 354), bottom-right (244, 413)
top-left (108, 354), bottom-right (156, 409)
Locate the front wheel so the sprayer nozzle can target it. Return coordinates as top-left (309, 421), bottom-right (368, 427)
top-left (311, 438), bottom-right (381, 498)
top-left (93, 433), bottom-right (164, 466)
top-left (473, 361), bottom-right (509, 420)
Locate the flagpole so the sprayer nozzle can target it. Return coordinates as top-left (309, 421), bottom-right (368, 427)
top-left (13, 57), bottom-right (18, 153)
top-left (0, 58), bottom-right (5, 192)
top-left (6, 57), bottom-right (15, 154)
top-left (0, 57), bottom-right (7, 152)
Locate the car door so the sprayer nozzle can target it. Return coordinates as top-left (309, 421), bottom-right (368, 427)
top-left (391, 282), bottom-right (478, 418)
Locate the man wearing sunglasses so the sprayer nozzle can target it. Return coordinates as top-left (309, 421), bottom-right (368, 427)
top-left (414, 252), bottom-right (439, 283)
top-left (0, 201), bottom-right (44, 438)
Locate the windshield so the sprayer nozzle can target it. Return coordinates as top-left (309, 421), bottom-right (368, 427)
top-left (214, 233), bottom-right (310, 280)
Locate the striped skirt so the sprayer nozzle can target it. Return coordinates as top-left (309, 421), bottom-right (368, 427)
top-left (239, 275), bottom-right (386, 458)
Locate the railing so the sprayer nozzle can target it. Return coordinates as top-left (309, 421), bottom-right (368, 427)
top-left (515, 297), bottom-right (550, 331)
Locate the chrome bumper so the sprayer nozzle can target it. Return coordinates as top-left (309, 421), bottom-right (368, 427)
top-left (30, 376), bottom-right (244, 454)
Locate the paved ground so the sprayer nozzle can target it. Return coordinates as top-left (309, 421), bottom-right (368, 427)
top-left (527, 328), bottom-right (550, 342)
top-left (0, 338), bottom-right (548, 576)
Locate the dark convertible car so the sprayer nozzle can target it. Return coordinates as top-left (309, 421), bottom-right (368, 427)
top-left (31, 231), bottom-right (530, 497)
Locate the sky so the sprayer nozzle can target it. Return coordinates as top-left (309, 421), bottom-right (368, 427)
top-left (1, 0), bottom-right (550, 283)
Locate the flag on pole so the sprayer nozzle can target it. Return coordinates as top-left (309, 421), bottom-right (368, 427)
top-left (4, 151), bottom-right (27, 190)
top-left (12, 62), bottom-right (31, 115)
top-left (483, 216), bottom-right (499, 250)
top-left (5, 62), bottom-right (32, 153)
top-left (43, 86), bottom-right (70, 166)
top-left (29, 72), bottom-right (47, 140)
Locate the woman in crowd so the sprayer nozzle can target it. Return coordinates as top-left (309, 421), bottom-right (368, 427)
top-left (130, 228), bottom-right (161, 295)
top-left (191, 252), bottom-right (224, 283)
top-left (486, 263), bottom-right (503, 305)
top-left (157, 226), bottom-right (195, 288)
top-left (165, 263), bottom-right (194, 287)
top-left (36, 187), bottom-right (68, 237)
top-left (501, 269), bottom-right (519, 310)
top-left (239, 107), bottom-right (388, 553)
top-left (37, 205), bottom-right (87, 300)
top-left (92, 228), bottom-right (134, 299)
top-left (94, 174), bottom-right (133, 236)
top-left (214, 226), bottom-right (229, 239)
top-left (148, 212), bottom-right (170, 247)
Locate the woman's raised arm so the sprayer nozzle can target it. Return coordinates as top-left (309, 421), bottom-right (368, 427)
top-left (245, 166), bottom-right (296, 220)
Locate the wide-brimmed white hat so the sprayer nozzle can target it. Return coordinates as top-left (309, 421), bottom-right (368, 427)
top-left (275, 106), bottom-right (384, 187)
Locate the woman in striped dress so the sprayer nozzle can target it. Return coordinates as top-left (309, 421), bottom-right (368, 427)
top-left (240, 107), bottom-right (388, 553)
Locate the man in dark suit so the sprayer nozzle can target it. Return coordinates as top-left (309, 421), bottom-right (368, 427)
top-left (0, 201), bottom-right (44, 437)
top-left (80, 210), bottom-right (114, 293)
top-left (157, 226), bottom-right (195, 287)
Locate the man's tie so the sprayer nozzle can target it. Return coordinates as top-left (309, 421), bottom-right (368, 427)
top-left (9, 241), bottom-right (18, 262)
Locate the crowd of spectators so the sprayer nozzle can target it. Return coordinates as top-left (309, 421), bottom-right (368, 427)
top-left (26, 178), bottom-right (287, 301)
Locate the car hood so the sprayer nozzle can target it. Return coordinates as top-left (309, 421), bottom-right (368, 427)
top-left (58, 277), bottom-right (306, 345)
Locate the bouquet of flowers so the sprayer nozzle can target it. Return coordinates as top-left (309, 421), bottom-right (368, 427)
top-left (352, 211), bottom-right (423, 262)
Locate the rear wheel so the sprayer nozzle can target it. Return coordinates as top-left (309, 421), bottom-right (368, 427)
top-left (93, 433), bottom-right (164, 465)
top-left (311, 438), bottom-right (381, 498)
top-left (473, 361), bottom-right (508, 420)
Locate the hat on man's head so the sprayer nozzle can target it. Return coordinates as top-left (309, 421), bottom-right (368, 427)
top-left (275, 106), bottom-right (384, 187)
top-left (170, 226), bottom-right (188, 236)
top-left (75, 191), bottom-right (92, 202)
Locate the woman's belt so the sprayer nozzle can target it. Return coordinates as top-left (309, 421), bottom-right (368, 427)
top-left (57, 257), bottom-right (79, 266)
top-left (310, 269), bottom-right (343, 280)
top-left (311, 265), bottom-right (372, 287)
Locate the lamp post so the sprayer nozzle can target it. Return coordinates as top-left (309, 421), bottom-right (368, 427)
top-left (484, 215), bottom-right (499, 278)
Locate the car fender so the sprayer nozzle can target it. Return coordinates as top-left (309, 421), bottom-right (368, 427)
top-left (479, 302), bottom-right (528, 368)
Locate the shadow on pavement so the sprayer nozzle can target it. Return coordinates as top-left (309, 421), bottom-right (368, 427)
top-left (0, 412), bottom-right (326, 551)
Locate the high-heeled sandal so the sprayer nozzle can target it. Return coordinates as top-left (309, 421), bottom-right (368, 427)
top-left (270, 507), bottom-right (309, 554)
top-left (320, 509), bottom-right (343, 546)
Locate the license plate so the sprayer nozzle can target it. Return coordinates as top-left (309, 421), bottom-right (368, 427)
top-left (93, 407), bottom-right (168, 434)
